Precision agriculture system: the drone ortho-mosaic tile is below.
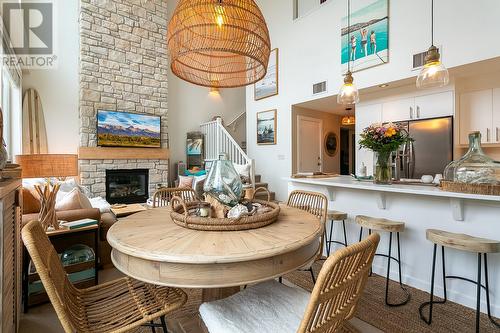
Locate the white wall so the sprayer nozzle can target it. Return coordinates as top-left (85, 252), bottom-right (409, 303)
top-left (22, 0), bottom-right (80, 154)
top-left (21, 0), bottom-right (247, 162)
top-left (247, 0), bottom-right (500, 200)
top-left (167, 0), bottom-right (246, 181)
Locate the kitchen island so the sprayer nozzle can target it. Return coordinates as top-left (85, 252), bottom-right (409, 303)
top-left (286, 176), bottom-right (500, 317)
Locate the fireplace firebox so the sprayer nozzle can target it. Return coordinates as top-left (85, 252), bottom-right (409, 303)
top-left (105, 169), bottom-right (149, 204)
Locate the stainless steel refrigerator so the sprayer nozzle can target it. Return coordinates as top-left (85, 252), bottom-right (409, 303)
top-left (394, 117), bottom-right (453, 179)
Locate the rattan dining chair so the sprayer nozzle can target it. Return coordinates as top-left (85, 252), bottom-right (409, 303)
top-left (152, 187), bottom-right (198, 208)
top-left (285, 190), bottom-right (328, 283)
top-left (200, 233), bottom-right (381, 333)
top-left (21, 220), bottom-right (187, 333)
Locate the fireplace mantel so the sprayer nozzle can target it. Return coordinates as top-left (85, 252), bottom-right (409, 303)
top-left (78, 147), bottom-right (170, 160)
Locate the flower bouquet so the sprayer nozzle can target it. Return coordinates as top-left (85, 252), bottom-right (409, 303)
top-left (359, 123), bottom-right (411, 184)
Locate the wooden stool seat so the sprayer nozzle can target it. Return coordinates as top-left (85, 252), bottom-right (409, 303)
top-left (355, 215), bottom-right (405, 233)
top-left (327, 210), bottom-right (348, 221)
top-left (426, 229), bottom-right (500, 254)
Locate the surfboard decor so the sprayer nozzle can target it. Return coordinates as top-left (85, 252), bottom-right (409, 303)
top-left (22, 88), bottom-right (48, 154)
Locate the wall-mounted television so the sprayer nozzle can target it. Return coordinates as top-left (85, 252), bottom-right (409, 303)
top-left (97, 110), bottom-right (161, 148)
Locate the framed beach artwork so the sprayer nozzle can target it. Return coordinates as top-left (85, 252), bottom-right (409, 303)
top-left (257, 110), bottom-right (277, 145)
top-left (341, 0), bottom-right (389, 73)
top-left (187, 138), bottom-right (203, 156)
top-left (254, 48), bottom-right (279, 100)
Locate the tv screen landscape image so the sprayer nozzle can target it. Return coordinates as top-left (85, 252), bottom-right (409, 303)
top-left (97, 110), bottom-right (161, 148)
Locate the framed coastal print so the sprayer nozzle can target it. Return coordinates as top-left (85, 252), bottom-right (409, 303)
top-left (257, 110), bottom-right (277, 145)
top-left (341, 0), bottom-right (389, 73)
top-left (254, 48), bottom-right (279, 100)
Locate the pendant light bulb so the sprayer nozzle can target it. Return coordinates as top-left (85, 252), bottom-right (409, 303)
top-left (215, 1), bottom-right (224, 28)
top-left (416, 45), bottom-right (449, 89)
top-left (417, 0), bottom-right (449, 89)
top-left (337, 71), bottom-right (360, 105)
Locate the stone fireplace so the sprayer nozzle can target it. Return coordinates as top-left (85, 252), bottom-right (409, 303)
top-left (78, 0), bottom-right (169, 199)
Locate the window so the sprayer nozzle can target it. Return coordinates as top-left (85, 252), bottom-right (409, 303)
top-left (293, 0), bottom-right (329, 19)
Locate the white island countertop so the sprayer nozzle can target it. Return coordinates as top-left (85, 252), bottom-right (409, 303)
top-left (286, 176), bottom-right (500, 202)
top-left (286, 176), bottom-right (500, 221)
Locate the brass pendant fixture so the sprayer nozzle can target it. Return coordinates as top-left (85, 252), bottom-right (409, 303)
top-left (167, 0), bottom-right (271, 88)
top-left (416, 0), bottom-right (449, 89)
top-left (341, 115), bottom-right (356, 125)
top-left (341, 107), bottom-right (356, 125)
top-left (338, 0), bottom-right (359, 105)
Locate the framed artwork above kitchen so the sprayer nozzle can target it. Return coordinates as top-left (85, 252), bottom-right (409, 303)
top-left (254, 48), bottom-right (279, 100)
top-left (341, 0), bottom-right (389, 73)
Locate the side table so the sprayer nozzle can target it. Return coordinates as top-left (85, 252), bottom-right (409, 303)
top-left (22, 224), bottom-right (99, 312)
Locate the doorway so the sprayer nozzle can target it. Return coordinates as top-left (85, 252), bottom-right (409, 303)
top-left (340, 125), bottom-right (355, 175)
top-left (297, 116), bottom-right (323, 173)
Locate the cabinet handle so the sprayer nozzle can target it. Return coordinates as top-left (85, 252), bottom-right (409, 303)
top-left (497, 127), bottom-right (499, 142)
top-left (487, 128), bottom-right (491, 142)
top-left (417, 106), bottom-right (421, 118)
top-left (409, 107), bottom-right (413, 119)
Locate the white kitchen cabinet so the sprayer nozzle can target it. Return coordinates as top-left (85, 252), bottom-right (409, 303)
top-left (493, 88), bottom-right (500, 143)
top-left (382, 91), bottom-right (454, 123)
top-left (459, 90), bottom-right (493, 145)
top-left (381, 98), bottom-right (414, 122)
top-left (415, 91), bottom-right (454, 119)
top-left (355, 103), bottom-right (382, 176)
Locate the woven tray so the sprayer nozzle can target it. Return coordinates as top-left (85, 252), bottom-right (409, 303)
top-left (440, 180), bottom-right (500, 196)
top-left (170, 188), bottom-right (280, 231)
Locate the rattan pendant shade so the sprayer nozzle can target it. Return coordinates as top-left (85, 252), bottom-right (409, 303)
top-left (167, 0), bottom-right (271, 88)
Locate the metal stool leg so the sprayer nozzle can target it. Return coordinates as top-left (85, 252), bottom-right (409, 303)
top-left (328, 219), bottom-right (334, 255)
top-left (385, 232), bottom-right (411, 307)
top-left (476, 253), bottom-right (482, 333)
top-left (419, 245), bottom-right (447, 325)
top-left (151, 321), bottom-right (157, 333)
top-left (483, 254), bottom-right (500, 329)
top-left (160, 316), bottom-right (169, 333)
top-left (342, 220), bottom-right (348, 247)
top-left (359, 227), bottom-right (363, 242)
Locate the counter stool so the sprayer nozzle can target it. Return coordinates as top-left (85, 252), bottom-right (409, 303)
top-left (419, 229), bottom-right (500, 333)
top-left (356, 215), bottom-right (411, 307)
top-left (325, 210), bottom-right (348, 256)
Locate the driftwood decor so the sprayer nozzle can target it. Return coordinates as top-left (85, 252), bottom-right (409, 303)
top-left (34, 181), bottom-right (60, 231)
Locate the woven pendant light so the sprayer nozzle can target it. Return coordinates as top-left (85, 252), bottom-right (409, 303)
top-left (167, 0), bottom-right (271, 88)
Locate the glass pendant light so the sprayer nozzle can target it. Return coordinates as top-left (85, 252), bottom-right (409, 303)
top-left (416, 0), bottom-right (449, 89)
top-left (338, 0), bottom-right (359, 105)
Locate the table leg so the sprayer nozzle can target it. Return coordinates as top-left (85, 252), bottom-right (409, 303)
top-left (201, 287), bottom-right (241, 303)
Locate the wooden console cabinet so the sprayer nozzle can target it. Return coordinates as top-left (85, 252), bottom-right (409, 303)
top-left (0, 179), bottom-right (22, 333)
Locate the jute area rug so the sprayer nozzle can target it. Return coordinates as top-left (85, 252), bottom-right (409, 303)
top-left (137, 262), bottom-right (500, 333)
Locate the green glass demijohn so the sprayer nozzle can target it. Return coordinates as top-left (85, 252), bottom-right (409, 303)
top-left (449, 132), bottom-right (500, 184)
top-left (203, 153), bottom-right (243, 207)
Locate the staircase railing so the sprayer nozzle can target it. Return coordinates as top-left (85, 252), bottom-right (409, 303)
top-left (200, 117), bottom-right (255, 189)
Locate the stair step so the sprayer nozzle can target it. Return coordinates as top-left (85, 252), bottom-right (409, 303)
top-left (254, 182), bottom-right (268, 189)
top-left (254, 174), bottom-right (262, 183)
top-left (254, 191), bottom-right (276, 202)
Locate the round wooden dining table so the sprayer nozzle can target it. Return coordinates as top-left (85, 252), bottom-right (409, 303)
top-left (107, 204), bottom-right (321, 301)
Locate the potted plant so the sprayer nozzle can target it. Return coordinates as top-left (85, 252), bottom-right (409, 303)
top-left (359, 123), bottom-right (410, 184)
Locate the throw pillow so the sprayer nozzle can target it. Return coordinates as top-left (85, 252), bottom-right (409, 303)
top-left (193, 175), bottom-right (207, 198)
top-left (233, 163), bottom-right (251, 184)
top-left (89, 197), bottom-right (112, 213)
top-left (22, 188), bottom-right (41, 214)
top-left (55, 188), bottom-right (92, 211)
top-left (178, 175), bottom-right (194, 188)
